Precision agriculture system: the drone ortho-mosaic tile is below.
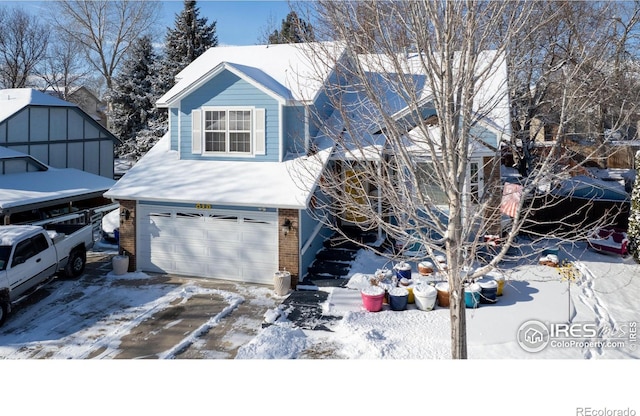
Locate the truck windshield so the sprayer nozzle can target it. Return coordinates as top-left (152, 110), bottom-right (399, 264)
top-left (0, 245), bottom-right (11, 271)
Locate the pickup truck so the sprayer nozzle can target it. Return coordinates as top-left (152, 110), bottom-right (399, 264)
top-left (0, 220), bottom-right (94, 326)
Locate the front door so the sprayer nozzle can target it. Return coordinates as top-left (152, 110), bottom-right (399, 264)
top-left (343, 164), bottom-right (372, 226)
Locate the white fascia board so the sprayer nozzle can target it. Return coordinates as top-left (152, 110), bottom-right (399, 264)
top-left (224, 64), bottom-right (288, 104)
top-left (279, 102), bottom-right (284, 163)
top-left (112, 194), bottom-right (308, 211)
top-left (301, 145), bottom-right (336, 209)
top-left (390, 94), bottom-right (435, 121)
top-left (158, 62), bottom-right (288, 108)
top-left (106, 193), bottom-right (313, 212)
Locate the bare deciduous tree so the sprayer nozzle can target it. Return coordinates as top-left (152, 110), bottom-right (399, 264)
top-left (37, 32), bottom-right (92, 100)
top-left (49, 0), bottom-right (160, 92)
top-left (0, 6), bottom-right (49, 88)
top-left (294, 1), bottom-right (635, 359)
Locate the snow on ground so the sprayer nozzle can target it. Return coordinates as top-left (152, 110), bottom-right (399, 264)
top-left (239, 242), bottom-right (640, 361)
top-left (228, 240), bottom-right (640, 413)
top-left (2, 238), bottom-right (640, 414)
top-left (0, 266), bottom-right (240, 360)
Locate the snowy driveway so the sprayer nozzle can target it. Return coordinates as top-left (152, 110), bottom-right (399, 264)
top-left (0, 250), bottom-right (280, 359)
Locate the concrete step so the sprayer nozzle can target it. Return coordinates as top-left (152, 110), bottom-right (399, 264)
top-left (315, 248), bottom-right (358, 262)
top-left (307, 261), bottom-right (351, 277)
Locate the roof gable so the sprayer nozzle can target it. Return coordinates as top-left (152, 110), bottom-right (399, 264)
top-left (355, 50), bottom-right (511, 137)
top-left (159, 62), bottom-right (294, 106)
top-left (0, 88), bottom-right (76, 122)
top-left (157, 41), bottom-right (347, 107)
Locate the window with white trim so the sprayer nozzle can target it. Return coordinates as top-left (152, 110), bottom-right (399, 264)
top-left (203, 109), bottom-right (252, 154)
top-left (205, 109), bottom-right (251, 153)
top-left (192, 107), bottom-right (266, 156)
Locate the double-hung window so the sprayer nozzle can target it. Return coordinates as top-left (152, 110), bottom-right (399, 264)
top-left (203, 109), bottom-right (252, 154)
top-left (192, 107), bottom-right (265, 156)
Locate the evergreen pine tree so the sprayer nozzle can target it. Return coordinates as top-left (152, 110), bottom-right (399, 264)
top-left (628, 151), bottom-right (640, 262)
top-left (161, 0), bottom-right (218, 90)
top-left (268, 11), bottom-right (315, 44)
top-left (109, 35), bottom-right (163, 159)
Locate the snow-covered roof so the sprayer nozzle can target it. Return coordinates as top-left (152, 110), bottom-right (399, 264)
top-left (354, 50), bottom-right (512, 137)
top-left (104, 134), bottom-right (332, 210)
top-left (0, 146), bottom-right (33, 160)
top-left (552, 175), bottom-right (630, 202)
top-left (403, 124), bottom-right (497, 157)
top-left (157, 42), bottom-right (346, 106)
top-left (0, 146), bottom-right (116, 212)
top-left (0, 88), bottom-right (76, 122)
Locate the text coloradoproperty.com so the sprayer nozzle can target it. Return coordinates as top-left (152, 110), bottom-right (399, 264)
top-left (551, 340), bottom-right (628, 349)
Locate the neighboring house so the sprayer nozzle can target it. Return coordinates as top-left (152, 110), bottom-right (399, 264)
top-left (0, 88), bottom-right (118, 179)
top-left (45, 86), bottom-right (108, 127)
top-left (104, 42), bottom-right (511, 285)
top-left (0, 146), bottom-right (116, 225)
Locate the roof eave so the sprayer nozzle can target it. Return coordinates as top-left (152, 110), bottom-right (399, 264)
top-left (104, 193), bottom-right (308, 211)
top-left (157, 62), bottom-right (290, 108)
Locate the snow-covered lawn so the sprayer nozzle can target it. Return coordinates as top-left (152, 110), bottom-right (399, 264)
top-left (240, 243), bottom-right (640, 360)
top-left (2, 239), bottom-right (639, 414)
top-left (229, 241), bottom-right (640, 414)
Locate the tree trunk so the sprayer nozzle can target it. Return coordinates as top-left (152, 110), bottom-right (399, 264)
top-left (447, 191), bottom-right (467, 359)
top-left (450, 284), bottom-right (467, 359)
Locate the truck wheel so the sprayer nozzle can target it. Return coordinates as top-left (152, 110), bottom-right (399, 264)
top-left (0, 300), bottom-right (8, 327)
top-left (65, 248), bottom-right (86, 278)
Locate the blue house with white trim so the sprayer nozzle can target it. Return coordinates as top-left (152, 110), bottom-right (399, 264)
top-left (104, 43), bottom-right (346, 285)
top-left (104, 42), bottom-right (511, 286)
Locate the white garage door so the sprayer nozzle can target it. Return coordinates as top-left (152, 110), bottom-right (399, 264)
top-left (137, 205), bottom-right (278, 284)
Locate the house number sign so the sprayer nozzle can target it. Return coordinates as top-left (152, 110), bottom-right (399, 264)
top-left (195, 203), bottom-right (212, 209)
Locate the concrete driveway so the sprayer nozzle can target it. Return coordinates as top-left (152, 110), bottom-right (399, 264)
top-left (0, 250), bottom-right (281, 359)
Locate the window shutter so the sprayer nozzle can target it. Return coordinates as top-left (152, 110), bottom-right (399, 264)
top-left (191, 109), bottom-right (202, 154)
top-left (254, 108), bottom-right (266, 155)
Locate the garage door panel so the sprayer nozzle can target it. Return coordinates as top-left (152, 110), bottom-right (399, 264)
top-left (150, 240), bottom-right (209, 257)
top-left (206, 260), bottom-right (244, 278)
top-left (204, 230), bottom-right (242, 243)
top-left (206, 244), bottom-right (240, 258)
top-left (138, 205), bottom-right (280, 283)
top-left (242, 229), bottom-right (275, 242)
top-left (243, 253), bottom-right (278, 268)
top-left (242, 238), bottom-right (277, 254)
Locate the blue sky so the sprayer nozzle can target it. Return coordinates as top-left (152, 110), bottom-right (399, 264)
top-left (2, 1), bottom-right (293, 46)
top-left (160, 1), bottom-right (293, 46)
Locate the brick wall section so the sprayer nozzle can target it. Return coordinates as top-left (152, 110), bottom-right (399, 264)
top-left (117, 200), bottom-right (137, 272)
top-left (278, 208), bottom-right (299, 289)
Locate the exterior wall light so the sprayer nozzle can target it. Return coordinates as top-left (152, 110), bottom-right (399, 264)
top-left (281, 218), bottom-right (293, 235)
top-left (120, 208), bottom-right (131, 222)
